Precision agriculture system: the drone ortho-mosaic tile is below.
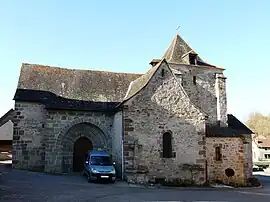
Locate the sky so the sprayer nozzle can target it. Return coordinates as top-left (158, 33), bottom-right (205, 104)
top-left (0, 0), bottom-right (269, 123)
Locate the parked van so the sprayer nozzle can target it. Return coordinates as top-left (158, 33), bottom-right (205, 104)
top-left (82, 150), bottom-right (116, 183)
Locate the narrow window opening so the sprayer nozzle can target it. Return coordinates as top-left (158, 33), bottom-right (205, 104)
top-left (215, 146), bottom-right (222, 161)
top-left (163, 132), bottom-right (173, 158)
top-left (161, 69), bottom-right (165, 77)
top-left (189, 54), bottom-right (197, 65)
top-left (193, 76), bottom-right (196, 85)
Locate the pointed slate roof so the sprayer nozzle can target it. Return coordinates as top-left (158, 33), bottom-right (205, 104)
top-left (162, 34), bottom-right (216, 67)
top-left (16, 63), bottom-right (142, 102)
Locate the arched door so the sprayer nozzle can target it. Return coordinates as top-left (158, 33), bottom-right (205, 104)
top-left (73, 137), bottom-right (93, 172)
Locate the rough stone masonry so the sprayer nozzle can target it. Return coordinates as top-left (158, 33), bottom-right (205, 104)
top-left (12, 34), bottom-right (254, 185)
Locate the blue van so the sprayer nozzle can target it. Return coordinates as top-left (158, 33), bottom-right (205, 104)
top-left (82, 150), bottom-right (116, 183)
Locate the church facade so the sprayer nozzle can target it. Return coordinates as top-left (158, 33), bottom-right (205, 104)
top-left (12, 34), bottom-right (253, 185)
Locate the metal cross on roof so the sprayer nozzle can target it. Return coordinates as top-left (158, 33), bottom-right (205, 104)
top-left (176, 26), bottom-right (180, 33)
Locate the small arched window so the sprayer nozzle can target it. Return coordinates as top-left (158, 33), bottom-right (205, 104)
top-left (215, 146), bottom-right (222, 161)
top-left (163, 132), bottom-right (173, 158)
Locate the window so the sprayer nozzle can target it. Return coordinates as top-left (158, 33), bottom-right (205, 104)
top-left (161, 69), bottom-right (165, 77)
top-left (163, 132), bottom-right (173, 158)
top-left (193, 76), bottom-right (196, 85)
top-left (215, 146), bottom-right (222, 161)
top-left (264, 154), bottom-right (270, 159)
top-left (90, 156), bottom-right (113, 166)
top-left (189, 54), bottom-right (197, 65)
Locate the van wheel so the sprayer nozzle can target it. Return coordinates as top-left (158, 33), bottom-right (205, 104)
top-left (87, 174), bottom-right (92, 183)
top-left (111, 179), bottom-right (116, 184)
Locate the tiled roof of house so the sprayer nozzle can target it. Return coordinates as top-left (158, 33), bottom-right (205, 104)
top-left (0, 109), bottom-right (14, 127)
top-left (16, 63), bottom-right (142, 102)
top-left (256, 136), bottom-right (270, 148)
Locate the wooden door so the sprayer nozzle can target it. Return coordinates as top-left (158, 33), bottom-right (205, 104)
top-left (73, 137), bottom-right (93, 172)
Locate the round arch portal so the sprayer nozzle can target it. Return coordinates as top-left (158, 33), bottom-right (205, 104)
top-left (73, 136), bottom-right (93, 172)
top-left (60, 122), bottom-right (109, 173)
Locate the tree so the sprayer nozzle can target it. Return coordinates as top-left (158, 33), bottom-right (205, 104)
top-left (246, 112), bottom-right (270, 136)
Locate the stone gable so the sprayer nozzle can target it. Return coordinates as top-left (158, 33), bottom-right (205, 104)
top-left (123, 61), bottom-right (207, 184)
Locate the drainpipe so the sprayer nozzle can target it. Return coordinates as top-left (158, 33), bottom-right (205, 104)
top-left (121, 110), bottom-right (124, 180)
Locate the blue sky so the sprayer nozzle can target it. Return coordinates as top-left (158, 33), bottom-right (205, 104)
top-left (0, 0), bottom-right (269, 122)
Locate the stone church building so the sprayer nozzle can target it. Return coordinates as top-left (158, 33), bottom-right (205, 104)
top-left (12, 34), bottom-right (253, 185)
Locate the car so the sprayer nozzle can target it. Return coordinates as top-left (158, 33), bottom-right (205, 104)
top-left (253, 165), bottom-right (264, 172)
top-left (82, 150), bottom-right (116, 183)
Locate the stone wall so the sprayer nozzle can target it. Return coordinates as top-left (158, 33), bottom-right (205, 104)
top-left (13, 101), bottom-right (47, 171)
top-left (123, 61), bottom-right (207, 184)
top-left (243, 134), bottom-right (253, 180)
top-left (206, 137), bottom-right (245, 185)
top-left (0, 120), bottom-right (13, 140)
top-left (181, 69), bottom-right (217, 124)
top-left (44, 110), bottom-right (114, 173)
top-left (170, 64), bottom-right (227, 126)
top-left (111, 111), bottom-right (123, 178)
top-left (215, 73), bottom-right (228, 126)
top-left (13, 101), bottom-right (117, 173)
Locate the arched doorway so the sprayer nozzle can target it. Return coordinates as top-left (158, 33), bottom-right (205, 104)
top-left (73, 137), bottom-right (93, 172)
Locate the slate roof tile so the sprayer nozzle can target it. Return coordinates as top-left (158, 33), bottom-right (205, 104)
top-left (17, 63), bottom-right (142, 102)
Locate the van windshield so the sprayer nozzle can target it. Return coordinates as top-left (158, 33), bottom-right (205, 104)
top-left (90, 156), bottom-right (112, 166)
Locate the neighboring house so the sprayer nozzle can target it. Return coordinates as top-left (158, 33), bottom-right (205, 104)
top-left (252, 135), bottom-right (270, 165)
top-left (0, 109), bottom-right (14, 152)
top-left (12, 34), bottom-right (253, 185)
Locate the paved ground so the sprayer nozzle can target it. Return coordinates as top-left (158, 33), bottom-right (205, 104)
top-left (0, 165), bottom-right (270, 202)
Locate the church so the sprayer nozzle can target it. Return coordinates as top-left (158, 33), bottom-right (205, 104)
top-left (12, 34), bottom-right (254, 185)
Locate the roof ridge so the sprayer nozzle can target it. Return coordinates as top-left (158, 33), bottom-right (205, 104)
top-left (21, 63), bottom-right (143, 75)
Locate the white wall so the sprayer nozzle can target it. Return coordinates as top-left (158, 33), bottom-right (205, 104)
top-left (0, 120), bottom-right (13, 140)
top-left (111, 111), bottom-right (123, 178)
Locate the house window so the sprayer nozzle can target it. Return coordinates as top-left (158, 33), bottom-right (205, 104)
top-left (264, 154), bottom-right (270, 159)
top-left (163, 132), bottom-right (173, 158)
top-left (215, 146), bottom-right (222, 161)
top-left (193, 76), bottom-right (196, 85)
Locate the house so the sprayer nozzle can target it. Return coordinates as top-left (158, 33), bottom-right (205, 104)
top-left (0, 109), bottom-right (14, 157)
top-left (252, 135), bottom-right (270, 166)
top-left (12, 34), bottom-right (253, 185)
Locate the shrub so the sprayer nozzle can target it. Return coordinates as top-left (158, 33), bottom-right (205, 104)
top-left (247, 177), bottom-right (261, 187)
